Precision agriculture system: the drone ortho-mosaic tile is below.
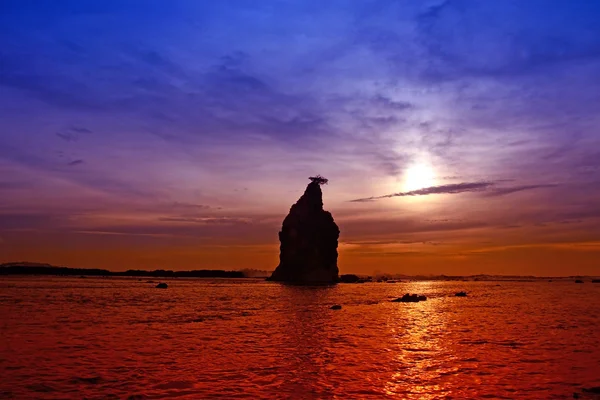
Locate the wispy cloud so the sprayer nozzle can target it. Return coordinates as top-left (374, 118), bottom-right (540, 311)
top-left (55, 126), bottom-right (92, 142)
top-left (166, 202), bottom-right (212, 211)
top-left (158, 216), bottom-right (251, 225)
top-left (468, 241), bottom-right (600, 254)
top-left (0, 181), bottom-right (29, 191)
top-left (351, 182), bottom-right (493, 202)
top-left (485, 184), bottom-right (558, 197)
top-left (351, 181), bottom-right (559, 202)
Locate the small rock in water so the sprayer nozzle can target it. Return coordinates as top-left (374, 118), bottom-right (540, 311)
top-left (127, 395), bottom-right (148, 400)
top-left (155, 282), bottom-right (168, 289)
top-left (591, 279), bottom-right (599, 283)
top-left (72, 376), bottom-right (102, 384)
top-left (330, 305), bottom-right (342, 310)
top-left (574, 387), bottom-right (600, 399)
top-left (575, 280), bottom-right (584, 283)
top-left (455, 291), bottom-right (467, 297)
top-left (338, 274), bottom-right (360, 283)
top-left (392, 293), bottom-right (427, 303)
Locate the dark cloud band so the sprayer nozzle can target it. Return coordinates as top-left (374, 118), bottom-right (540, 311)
top-left (351, 181), bottom-right (558, 202)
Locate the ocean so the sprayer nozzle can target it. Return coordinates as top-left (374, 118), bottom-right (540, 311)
top-left (1, 277), bottom-right (599, 399)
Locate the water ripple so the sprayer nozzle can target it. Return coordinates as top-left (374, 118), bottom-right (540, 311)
top-left (1, 277), bottom-right (599, 399)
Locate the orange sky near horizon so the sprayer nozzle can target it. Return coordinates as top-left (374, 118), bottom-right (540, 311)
top-left (4, 236), bottom-right (600, 277)
top-left (3, 182), bottom-right (599, 276)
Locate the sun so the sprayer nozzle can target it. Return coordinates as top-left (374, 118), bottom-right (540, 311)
top-left (403, 162), bottom-right (436, 192)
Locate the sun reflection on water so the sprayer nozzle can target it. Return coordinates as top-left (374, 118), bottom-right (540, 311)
top-left (383, 282), bottom-right (455, 399)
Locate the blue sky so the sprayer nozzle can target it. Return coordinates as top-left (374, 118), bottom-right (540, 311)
top-left (1, 0), bottom-right (599, 274)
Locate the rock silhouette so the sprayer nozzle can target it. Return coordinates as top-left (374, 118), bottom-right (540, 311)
top-left (392, 293), bottom-right (427, 303)
top-left (339, 274), bottom-right (372, 283)
top-left (455, 291), bottom-right (467, 297)
top-left (268, 176), bottom-right (340, 284)
top-left (155, 282), bottom-right (168, 289)
top-left (339, 274), bottom-right (360, 283)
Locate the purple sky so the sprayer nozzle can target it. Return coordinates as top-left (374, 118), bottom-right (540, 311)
top-left (1, 0), bottom-right (599, 275)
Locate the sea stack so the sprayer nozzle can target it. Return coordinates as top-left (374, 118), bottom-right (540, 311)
top-left (268, 176), bottom-right (340, 284)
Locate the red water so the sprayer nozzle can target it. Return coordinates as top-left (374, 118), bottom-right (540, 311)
top-left (1, 277), bottom-right (599, 399)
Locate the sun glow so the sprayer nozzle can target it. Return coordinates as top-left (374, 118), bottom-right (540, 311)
top-left (403, 162), bottom-right (436, 192)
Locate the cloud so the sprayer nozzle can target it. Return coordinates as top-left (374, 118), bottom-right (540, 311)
top-left (351, 181), bottom-right (559, 202)
top-left (467, 241), bottom-right (600, 254)
top-left (485, 184), bottom-right (558, 197)
top-left (70, 218), bottom-right (275, 242)
top-left (0, 181), bottom-right (29, 191)
top-left (55, 126), bottom-right (92, 142)
top-left (158, 216), bottom-right (251, 225)
top-left (0, 213), bottom-right (63, 231)
top-left (167, 202), bottom-right (211, 211)
top-left (343, 239), bottom-right (443, 246)
top-left (56, 132), bottom-right (77, 142)
top-left (372, 95), bottom-right (413, 111)
top-left (351, 182), bottom-right (493, 202)
top-left (67, 159), bottom-right (84, 166)
top-left (414, 0), bottom-right (600, 81)
top-left (0, 144), bottom-right (162, 200)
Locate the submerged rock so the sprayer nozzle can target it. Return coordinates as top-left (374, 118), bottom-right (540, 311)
top-left (339, 274), bottom-right (373, 283)
top-left (268, 176), bottom-right (340, 284)
top-left (339, 274), bottom-right (360, 283)
top-left (339, 274), bottom-right (372, 283)
top-left (127, 395), bottom-right (147, 400)
top-left (455, 291), bottom-right (467, 297)
top-left (155, 282), bottom-right (168, 289)
top-left (330, 305), bottom-right (342, 310)
top-left (583, 387), bottom-right (600, 394)
top-left (574, 387), bottom-right (600, 399)
top-left (392, 293), bottom-right (427, 303)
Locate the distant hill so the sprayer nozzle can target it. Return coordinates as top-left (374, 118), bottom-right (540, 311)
top-left (0, 262), bottom-right (246, 278)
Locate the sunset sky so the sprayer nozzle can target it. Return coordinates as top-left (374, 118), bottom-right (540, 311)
top-left (1, 0), bottom-right (599, 275)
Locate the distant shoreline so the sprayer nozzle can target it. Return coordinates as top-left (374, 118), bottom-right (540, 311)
top-left (0, 263), bottom-right (268, 279)
top-left (1, 262), bottom-right (597, 281)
